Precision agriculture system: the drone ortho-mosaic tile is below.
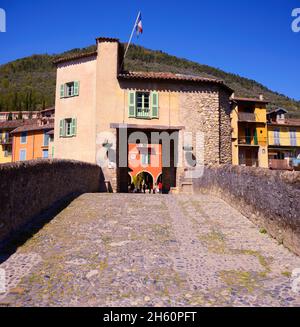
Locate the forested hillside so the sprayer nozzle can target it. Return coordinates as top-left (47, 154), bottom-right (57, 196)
top-left (0, 44), bottom-right (299, 117)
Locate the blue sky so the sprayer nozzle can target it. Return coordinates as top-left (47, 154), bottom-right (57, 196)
top-left (0, 0), bottom-right (299, 100)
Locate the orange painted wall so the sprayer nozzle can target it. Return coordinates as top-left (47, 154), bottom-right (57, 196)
top-left (128, 143), bottom-right (162, 184)
top-left (12, 131), bottom-right (49, 162)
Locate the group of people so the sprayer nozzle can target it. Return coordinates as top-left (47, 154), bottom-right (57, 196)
top-left (129, 181), bottom-right (163, 194)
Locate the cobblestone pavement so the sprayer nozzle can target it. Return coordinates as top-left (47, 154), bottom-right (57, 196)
top-left (1, 193), bottom-right (300, 307)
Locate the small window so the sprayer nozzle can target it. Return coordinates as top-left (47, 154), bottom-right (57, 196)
top-left (20, 149), bottom-right (26, 161)
top-left (65, 119), bottom-right (72, 137)
top-left (61, 81), bottom-right (79, 98)
top-left (44, 131), bottom-right (50, 146)
top-left (20, 132), bottom-right (27, 144)
top-left (66, 82), bottom-right (75, 97)
top-left (136, 92), bottom-right (150, 118)
top-left (43, 149), bottom-right (49, 159)
top-left (60, 118), bottom-right (77, 138)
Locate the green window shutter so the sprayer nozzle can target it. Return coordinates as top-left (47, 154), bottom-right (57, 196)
top-left (128, 91), bottom-right (136, 118)
top-left (59, 120), bottom-right (64, 137)
top-left (60, 84), bottom-right (65, 98)
top-left (71, 118), bottom-right (77, 136)
top-left (151, 91), bottom-right (159, 118)
top-left (74, 81), bottom-right (80, 96)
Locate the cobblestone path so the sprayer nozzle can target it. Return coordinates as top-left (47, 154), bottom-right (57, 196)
top-left (1, 194), bottom-right (300, 307)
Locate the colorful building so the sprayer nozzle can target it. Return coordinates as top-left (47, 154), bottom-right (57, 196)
top-left (0, 120), bottom-right (25, 164)
top-left (53, 36), bottom-right (234, 193)
top-left (231, 96), bottom-right (269, 168)
top-left (11, 118), bottom-right (54, 162)
top-left (128, 143), bottom-right (162, 188)
top-left (267, 108), bottom-right (300, 170)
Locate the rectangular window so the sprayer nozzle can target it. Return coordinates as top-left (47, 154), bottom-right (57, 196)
top-left (136, 92), bottom-right (150, 118)
top-left (66, 82), bottom-right (75, 97)
top-left (59, 118), bottom-right (77, 138)
top-left (43, 131), bottom-right (50, 146)
top-left (274, 129), bottom-right (280, 146)
top-left (61, 81), bottom-right (80, 98)
top-left (43, 150), bottom-right (49, 159)
top-left (19, 149), bottom-right (26, 161)
top-left (128, 91), bottom-right (159, 119)
top-left (290, 129), bottom-right (297, 146)
top-left (20, 132), bottom-right (27, 144)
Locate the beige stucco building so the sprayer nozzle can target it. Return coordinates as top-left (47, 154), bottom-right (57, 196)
top-left (54, 37), bottom-right (233, 192)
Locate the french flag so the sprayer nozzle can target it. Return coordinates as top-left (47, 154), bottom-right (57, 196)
top-left (136, 13), bottom-right (143, 36)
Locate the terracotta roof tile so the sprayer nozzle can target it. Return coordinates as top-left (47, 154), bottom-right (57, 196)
top-left (53, 51), bottom-right (97, 65)
top-left (232, 97), bottom-right (269, 104)
top-left (118, 71), bottom-right (233, 92)
top-left (11, 122), bottom-right (54, 134)
top-left (96, 37), bottom-right (119, 43)
top-left (0, 119), bottom-right (38, 130)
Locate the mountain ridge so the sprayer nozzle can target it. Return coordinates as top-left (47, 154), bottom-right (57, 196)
top-left (0, 43), bottom-right (299, 117)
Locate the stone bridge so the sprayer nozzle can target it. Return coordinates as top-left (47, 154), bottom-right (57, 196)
top-left (0, 160), bottom-right (299, 307)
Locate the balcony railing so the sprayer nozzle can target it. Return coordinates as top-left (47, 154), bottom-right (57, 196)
top-left (238, 137), bottom-right (268, 146)
top-left (238, 112), bottom-right (257, 122)
top-left (269, 159), bottom-right (293, 171)
top-left (0, 137), bottom-right (12, 145)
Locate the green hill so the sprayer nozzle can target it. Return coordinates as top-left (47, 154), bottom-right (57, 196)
top-left (0, 44), bottom-right (299, 117)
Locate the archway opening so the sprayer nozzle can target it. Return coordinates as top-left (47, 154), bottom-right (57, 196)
top-left (131, 171), bottom-right (154, 193)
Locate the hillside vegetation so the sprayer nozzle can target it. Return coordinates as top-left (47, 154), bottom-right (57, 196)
top-left (0, 44), bottom-right (299, 117)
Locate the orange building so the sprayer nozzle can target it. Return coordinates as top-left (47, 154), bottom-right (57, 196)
top-left (128, 143), bottom-right (162, 188)
top-left (11, 119), bottom-right (54, 162)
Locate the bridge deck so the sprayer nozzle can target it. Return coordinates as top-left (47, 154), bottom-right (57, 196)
top-left (1, 193), bottom-right (300, 307)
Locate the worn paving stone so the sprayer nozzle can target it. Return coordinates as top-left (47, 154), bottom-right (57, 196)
top-left (0, 193), bottom-right (300, 307)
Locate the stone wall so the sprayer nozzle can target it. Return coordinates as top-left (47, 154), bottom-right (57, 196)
top-left (194, 165), bottom-right (300, 255)
top-left (0, 160), bottom-right (105, 244)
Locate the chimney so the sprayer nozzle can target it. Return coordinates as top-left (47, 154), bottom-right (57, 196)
top-left (259, 94), bottom-right (264, 101)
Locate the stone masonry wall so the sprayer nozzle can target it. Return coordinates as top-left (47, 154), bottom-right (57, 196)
top-left (194, 165), bottom-right (300, 255)
top-left (219, 89), bottom-right (232, 164)
top-left (180, 85), bottom-right (221, 166)
top-left (0, 160), bottom-right (104, 244)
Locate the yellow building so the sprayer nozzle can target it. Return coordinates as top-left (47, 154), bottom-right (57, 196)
top-left (267, 108), bottom-right (300, 170)
top-left (0, 120), bottom-right (24, 164)
top-left (231, 96), bottom-right (269, 168)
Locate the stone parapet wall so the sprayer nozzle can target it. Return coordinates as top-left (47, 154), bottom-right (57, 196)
top-left (0, 160), bottom-right (104, 244)
top-left (193, 165), bottom-right (300, 255)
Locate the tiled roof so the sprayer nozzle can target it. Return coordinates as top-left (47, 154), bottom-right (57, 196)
top-left (96, 37), bottom-right (119, 43)
top-left (40, 107), bottom-right (55, 113)
top-left (11, 122), bottom-right (54, 134)
top-left (53, 51), bottom-right (97, 65)
top-left (269, 119), bottom-right (300, 127)
top-left (118, 71), bottom-right (233, 91)
top-left (0, 119), bottom-right (38, 130)
top-left (232, 97), bottom-right (269, 104)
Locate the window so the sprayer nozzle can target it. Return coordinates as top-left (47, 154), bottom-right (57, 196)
top-left (43, 131), bottom-right (50, 146)
top-left (290, 129), bottom-right (297, 146)
top-left (128, 91), bottom-right (159, 119)
top-left (136, 92), bottom-right (150, 118)
top-left (59, 118), bottom-right (77, 138)
top-left (274, 129), bottom-right (280, 146)
top-left (20, 132), bottom-right (27, 144)
top-left (60, 81), bottom-right (79, 98)
top-left (19, 149), bottom-right (26, 161)
top-left (43, 150), bottom-right (49, 159)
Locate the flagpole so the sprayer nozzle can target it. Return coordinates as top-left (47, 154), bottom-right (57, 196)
top-left (121, 11), bottom-right (141, 70)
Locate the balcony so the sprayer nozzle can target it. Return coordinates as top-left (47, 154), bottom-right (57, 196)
top-left (238, 137), bottom-right (267, 146)
top-left (238, 112), bottom-right (257, 122)
top-left (269, 159), bottom-right (292, 171)
top-left (0, 137), bottom-right (12, 145)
